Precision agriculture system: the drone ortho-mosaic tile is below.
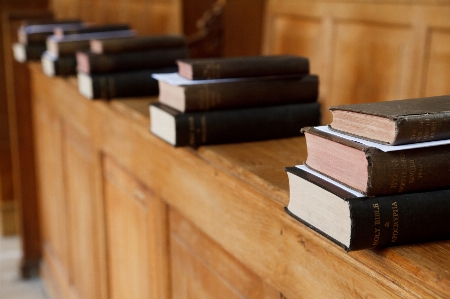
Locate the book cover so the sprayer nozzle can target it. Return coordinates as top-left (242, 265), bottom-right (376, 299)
top-left (77, 66), bottom-right (177, 100)
top-left (177, 55), bottom-right (310, 80)
top-left (90, 35), bottom-right (187, 54)
top-left (53, 24), bottom-right (130, 36)
top-left (302, 126), bottom-right (450, 196)
top-left (46, 30), bottom-right (136, 56)
top-left (329, 95), bottom-right (450, 145)
top-left (41, 51), bottom-right (77, 76)
top-left (13, 43), bottom-right (46, 62)
top-left (76, 47), bottom-right (189, 74)
top-left (150, 102), bottom-right (321, 147)
top-left (155, 73), bottom-right (318, 112)
top-left (285, 165), bottom-right (450, 251)
top-left (18, 21), bottom-right (84, 44)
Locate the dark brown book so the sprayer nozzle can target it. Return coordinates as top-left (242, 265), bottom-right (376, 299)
top-left (285, 165), bottom-right (450, 251)
top-left (18, 21), bottom-right (84, 44)
top-left (156, 74), bottom-right (318, 112)
top-left (41, 51), bottom-right (77, 77)
top-left (302, 126), bottom-right (450, 196)
top-left (53, 24), bottom-right (130, 37)
top-left (76, 47), bottom-right (189, 74)
top-left (329, 95), bottom-right (450, 145)
top-left (46, 30), bottom-right (136, 56)
top-left (150, 102), bottom-right (321, 147)
top-left (177, 55), bottom-right (310, 80)
top-left (90, 35), bottom-right (187, 54)
top-left (13, 43), bottom-right (46, 62)
top-left (77, 66), bottom-right (176, 99)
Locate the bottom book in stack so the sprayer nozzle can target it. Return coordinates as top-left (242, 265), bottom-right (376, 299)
top-left (285, 165), bottom-right (450, 251)
top-left (150, 102), bottom-right (321, 147)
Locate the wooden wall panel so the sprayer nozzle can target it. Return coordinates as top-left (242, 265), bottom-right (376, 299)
top-left (62, 122), bottom-right (105, 299)
top-left (423, 29), bottom-right (450, 96)
top-left (263, 2), bottom-right (450, 124)
top-left (33, 101), bottom-right (69, 281)
top-left (329, 21), bottom-right (413, 107)
top-left (103, 156), bottom-right (169, 299)
top-left (48, 0), bottom-right (182, 35)
top-left (170, 208), bottom-right (281, 299)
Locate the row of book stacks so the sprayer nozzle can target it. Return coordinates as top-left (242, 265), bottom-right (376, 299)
top-left (285, 95), bottom-right (450, 251)
top-left (13, 18), bottom-right (450, 252)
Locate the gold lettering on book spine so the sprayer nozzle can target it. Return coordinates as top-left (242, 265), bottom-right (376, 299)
top-left (372, 203), bottom-right (381, 246)
top-left (391, 202), bottom-right (399, 243)
top-left (199, 85), bottom-right (222, 110)
top-left (410, 118), bottom-right (436, 142)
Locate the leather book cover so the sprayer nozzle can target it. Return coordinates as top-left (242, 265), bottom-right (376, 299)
top-left (177, 55), bottom-right (309, 80)
top-left (285, 166), bottom-right (450, 251)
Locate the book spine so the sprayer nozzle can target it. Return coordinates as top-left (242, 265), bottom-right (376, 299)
top-left (100, 36), bottom-right (186, 53)
top-left (25, 44), bottom-right (46, 60)
top-left (349, 192), bottom-right (450, 251)
top-left (175, 102), bottom-right (321, 147)
top-left (54, 56), bottom-right (77, 76)
top-left (90, 67), bottom-right (176, 99)
top-left (367, 145), bottom-right (450, 196)
top-left (188, 56), bottom-right (310, 79)
top-left (183, 75), bottom-right (319, 111)
top-left (89, 47), bottom-right (189, 73)
top-left (394, 114), bottom-right (450, 145)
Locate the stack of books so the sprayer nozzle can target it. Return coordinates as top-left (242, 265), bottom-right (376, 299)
top-left (285, 95), bottom-right (450, 251)
top-left (76, 35), bottom-right (189, 100)
top-left (41, 24), bottom-right (136, 77)
top-left (12, 19), bottom-right (84, 63)
top-left (150, 55), bottom-right (321, 147)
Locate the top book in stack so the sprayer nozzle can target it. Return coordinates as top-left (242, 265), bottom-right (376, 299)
top-left (76, 35), bottom-right (189, 74)
top-left (328, 95), bottom-right (450, 145)
top-left (155, 55), bottom-right (318, 112)
top-left (177, 55), bottom-right (310, 80)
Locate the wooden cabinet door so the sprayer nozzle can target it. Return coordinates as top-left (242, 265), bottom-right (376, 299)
top-left (33, 101), bottom-right (71, 298)
top-left (103, 156), bottom-right (170, 299)
top-left (170, 207), bottom-right (282, 299)
top-left (62, 122), bottom-right (106, 299)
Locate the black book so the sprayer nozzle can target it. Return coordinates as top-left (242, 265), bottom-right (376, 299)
top-left (18, 21), bottom-right (84, 44)
top-left (76, 47), bottom-right (190, 74)
top-left (41, 51), bottom-right (77, 76)
top-left (156, 73), bottom-right (319, 112)
top-left (285, 165), bottom-right (450, 251)
top-left (13, 43), bottom-right (46, 62)
top-left (77, 66), bottom-right (177, 100)
top-left (150, 102), bottom-right (321, 147)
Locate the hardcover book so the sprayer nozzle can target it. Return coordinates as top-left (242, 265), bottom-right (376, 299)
top-left (77, 66), bottom-right (177, 100)
top-left (150, 102), bottom-right (321, 147)
top-left (18, 21), bottom-right (84, 44)
top-left (90, 35), bottom-right (187, 54)
top-left (76, 47), bottom-right (189, 74)
top-left (329, 95), bottom-right (450, 145)
top-left (46, 29), bottom-right (136, 56)
top-left (53, 24), bottom-right (130, 37)
top-left (285, 165), bottom-right (450, 251)
top-left (41, 51), bottom-right (76, 76)
top-left (154, 73), bottom-right (318, 112)
top-left (13, 43), bottom-right (46, 62)
top-left (177, 55), bottom-right (310, 80)
top-left (302, 126), bottom-right (450, 196)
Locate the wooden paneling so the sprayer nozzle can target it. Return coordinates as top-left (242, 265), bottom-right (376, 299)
top-left (48, 0), bottom-right (182, 35)
top-left (2, 9), bottom-right (51, 276)
top-left (62, 122), bottom-right (104, 299)
top-left (423, 28), bottom-right (450, 96)
top-left (103, 156), bottom-right (169, 299)
top-left (263, 2), bottom-right (450, 124)
top-left (170, 208), bottom-right (281, 299)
